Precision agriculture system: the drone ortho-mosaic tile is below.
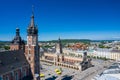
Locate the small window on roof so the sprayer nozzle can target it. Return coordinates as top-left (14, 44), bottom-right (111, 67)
top-left (0, 60), bottom-right (3, 65)
top-left (28, 57), bottom-right (31, 61)
top-left (14, 57), bottom-right (17, 60)
top-left (0, 60), bottom-right (2, 64)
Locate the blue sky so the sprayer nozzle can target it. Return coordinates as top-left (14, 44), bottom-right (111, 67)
top-left (0, 0), bottom-right (120, 41)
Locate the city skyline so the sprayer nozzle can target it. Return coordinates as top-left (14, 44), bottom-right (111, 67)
top-left (0, 0), bottom-right (120, 41)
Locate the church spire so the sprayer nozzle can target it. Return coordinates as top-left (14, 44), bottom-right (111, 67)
top-left (27, 5), bottom-right (38, 36)
top-left (30, 5), bottom-right (34, 27)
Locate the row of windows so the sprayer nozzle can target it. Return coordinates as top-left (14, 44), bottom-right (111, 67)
top-left (3, 68), bottom-right (27, 80)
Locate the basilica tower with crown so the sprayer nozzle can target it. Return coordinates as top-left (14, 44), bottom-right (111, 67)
top-left (10, 28), bottom-right (25, 50)
top-left (25, 9), bottom-right (40, 80)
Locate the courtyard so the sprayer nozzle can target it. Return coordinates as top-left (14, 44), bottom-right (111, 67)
top-left (40, 59), bottom-right (115, 80)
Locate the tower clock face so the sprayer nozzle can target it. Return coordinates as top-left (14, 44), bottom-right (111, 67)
top-left (27, 36), bottom-right (37, 45)
top-left (28, 37), bottom-right (32, 45)
top-left (32, 36), bottom-right (36, 45)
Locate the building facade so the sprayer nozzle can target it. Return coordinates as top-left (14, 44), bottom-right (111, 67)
top-left (41, 38), bottom-right (92, 70)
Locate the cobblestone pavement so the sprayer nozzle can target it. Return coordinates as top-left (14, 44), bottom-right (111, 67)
top-left (75, 60), bottom-right (115, 80)
top-left (40, 59), bottom-right (115, 80)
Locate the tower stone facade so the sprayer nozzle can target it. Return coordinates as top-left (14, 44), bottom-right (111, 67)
top-left (55, 38), bottom-right (64, 63)
top-left (25, 12), bottom-right (40, 80)
top-left (10, 28), bottom-right (25, 50)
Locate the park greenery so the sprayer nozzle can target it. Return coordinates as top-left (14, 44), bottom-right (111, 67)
top-left (42, 45), bottom-right (54, 49)
top-left (98, 44), bottom-right (111, 49)
top-left (0, 41), bottom-right (10, 50)
top-left (40, 39), bottom-right (91, 44)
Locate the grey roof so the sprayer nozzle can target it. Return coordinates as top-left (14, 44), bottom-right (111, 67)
top-left (111, 50), bottom-right (120, 53)
top-left (0, 50), bottom-right (29, 75)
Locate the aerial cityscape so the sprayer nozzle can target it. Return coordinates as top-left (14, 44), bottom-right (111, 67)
top-left (0, 0), bottom-right (120, 80)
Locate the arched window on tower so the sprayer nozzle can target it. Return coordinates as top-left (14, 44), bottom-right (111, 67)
top-left (5, 76), bottom-right (9, 80)
top-left (15, 72), bottom-right (19, 80)
top-left (0, 77), bottom-right (2, 80)
top-left (24, 69), bottom-right (27, 77)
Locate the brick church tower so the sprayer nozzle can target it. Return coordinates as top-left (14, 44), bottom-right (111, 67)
top-left (25, 10), bottom-right (40, 80)
top-left (10, 28), bottom-right (25, 50)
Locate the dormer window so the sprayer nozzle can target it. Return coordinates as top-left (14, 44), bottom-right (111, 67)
top-left (0, 60), bottom-right (3, 65)
top-left (5, 76), bottom-right (9, 80)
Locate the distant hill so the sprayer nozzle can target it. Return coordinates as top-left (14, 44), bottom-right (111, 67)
top-left (39, 39), bottom-right (91, 44)
top-left (0, 41), bottom-right (11, 45)
top-left (0, 41), bottom-right (27, 45)
top-left (0, 39), bottom-right (119, 46)
top-left (91, 40), bottom-right (114, 42)
top-left (39, 39), bottom-right (120, 45)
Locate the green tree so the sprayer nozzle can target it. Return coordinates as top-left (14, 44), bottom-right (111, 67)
top-left (0, 45), bottom-right (2, 48)
top-left (4, 46), bottom-right (10, 50)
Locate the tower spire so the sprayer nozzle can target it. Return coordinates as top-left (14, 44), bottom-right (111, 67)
top-left (30, 5), bottom-right (34, 27)
top-left (27, 5), bottom-right (38, 36)
top-left (32, 5), bottom-right (34, 17)
top-left (58, 37), bottom-right (63, 53)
